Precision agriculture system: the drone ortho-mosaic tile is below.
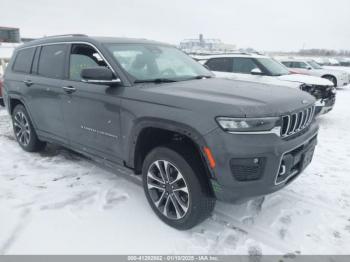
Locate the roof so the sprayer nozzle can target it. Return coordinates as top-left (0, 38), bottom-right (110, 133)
top-left (191, 53), bottom-right (268, 60)
top-left (278, 58), bottom-right (310, 62)
top-left (0, 26), bottom-right (19, 31)
top-left (17, 35), bottom-right (172, 50)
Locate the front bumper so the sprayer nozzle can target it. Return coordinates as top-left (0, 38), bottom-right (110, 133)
top-left (204, 121), bottom-right (319, 203)
top-left (315, 96), bottom-right (336, 115)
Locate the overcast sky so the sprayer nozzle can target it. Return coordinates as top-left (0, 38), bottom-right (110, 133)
top-left (1, 0), bottom-right (350, 51)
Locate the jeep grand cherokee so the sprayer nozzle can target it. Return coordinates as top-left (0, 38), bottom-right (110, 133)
top-left (3, 35), bottom-right (318, 229)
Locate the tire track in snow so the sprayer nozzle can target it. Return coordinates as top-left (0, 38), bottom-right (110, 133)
top-left (0, 209), bottom-right (31, 255)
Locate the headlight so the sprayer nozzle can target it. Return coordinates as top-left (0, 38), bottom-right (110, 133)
top-left (216, 117), bottom-right (281, 133)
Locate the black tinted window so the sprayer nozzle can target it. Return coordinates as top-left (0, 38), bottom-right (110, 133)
top-left (281, 61), bottom-right (293, 67)
top-left (232, 58), bottom-right (259, 74)
top-left (292, 62), bottom-right (308, 69)
top-left (38, 44), bottom-right (67, 78)
top-left (205, 58), bottom-right (232, 72)
top-left (13, 48), bottom-right (35, 73)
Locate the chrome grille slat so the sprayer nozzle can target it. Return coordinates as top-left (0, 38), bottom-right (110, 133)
top-left (280, 106), bottom-right (315, 138)
top-left (296, 111), bottom-right (303, 131)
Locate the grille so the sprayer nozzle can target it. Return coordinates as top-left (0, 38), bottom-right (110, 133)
top-left (280, 106), bottom-right (315, 138)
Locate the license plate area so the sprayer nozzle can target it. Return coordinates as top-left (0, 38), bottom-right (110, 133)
top-left (301, 146), bottom-right (315, 170)
top-left (276, 136), bottom-right (317, 185)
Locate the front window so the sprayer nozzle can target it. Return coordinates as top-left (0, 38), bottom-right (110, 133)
top-left (69, 44), bottom-right (108, 81)
top-left (292, 61), bottom-right (309, 69)
top-left (255, 58), bottom-right (290, 76)
top-left (232, 58), bottom-right (259, 74)
top-left (105, 43), bottom-right (211, 82)
top-left (307, 60), bottom-right (323, 69)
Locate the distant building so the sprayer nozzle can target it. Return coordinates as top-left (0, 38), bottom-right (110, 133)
top-left (180, 34), bottom-right (236, 53)
top-left (0, 26), bottom-right (21, 43)
top-left (0, 27), bottom-right (23, 75)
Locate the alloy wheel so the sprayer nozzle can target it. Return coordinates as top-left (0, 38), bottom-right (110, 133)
top-left (146, 160), bottom-right (190, 220)
top-left (13, 111), bottom-right (31, 146)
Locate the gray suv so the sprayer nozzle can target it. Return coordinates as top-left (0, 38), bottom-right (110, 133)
top-left (3, 35), bottom-right (318, 229)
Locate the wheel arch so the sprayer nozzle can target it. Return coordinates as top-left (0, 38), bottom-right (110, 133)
top-left (126, 118), bottom-right (215, 185)
top-left (321, 74), bottom-right (337, 86)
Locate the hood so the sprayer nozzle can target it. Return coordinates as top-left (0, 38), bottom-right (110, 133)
top-left (278, 74), bottom-right (333, 87)
top-left (138, 78), bottom-right (315, 118)
top-left (213, 71), bottom-right (301, 89)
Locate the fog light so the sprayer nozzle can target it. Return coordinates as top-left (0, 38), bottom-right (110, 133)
top-left (230, 157), bottom-right (266, 181)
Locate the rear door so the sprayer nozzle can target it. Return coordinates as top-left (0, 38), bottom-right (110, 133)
top-left (61, 43), bottom-right (123, 163)
top-left (27, 44), bottom-right (69, 144)
top-left (5, 47), bottom-right (36, 112)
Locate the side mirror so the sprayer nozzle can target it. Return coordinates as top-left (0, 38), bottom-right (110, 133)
top-left (81, 67), bottom-right (121, 85)
top-left (251, 68), bottom-right (263, 75)
top-left (307, 66), bottom-right (312, 70)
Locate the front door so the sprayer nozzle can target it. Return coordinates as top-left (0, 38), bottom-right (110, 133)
top-left (61, 43), bottom-right (123, 163)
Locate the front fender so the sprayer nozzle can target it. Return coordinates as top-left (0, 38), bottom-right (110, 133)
top-left (124, 117), bottom-right (209, 169)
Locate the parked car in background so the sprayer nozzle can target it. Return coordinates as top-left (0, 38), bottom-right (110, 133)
top-left (0, 75), bottom-right (4, 107)
top-left (334, 57), bottom-right (350, 67)
top-left (195, 53), bottom-right (336, 115)
top-left (3, 35), bottom-right (319, 229)
top-left (279, 58), bottom-right (349, 87)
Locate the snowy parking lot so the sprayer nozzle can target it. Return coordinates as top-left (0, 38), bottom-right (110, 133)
top-left (1, 87), bottom-right (350, 255)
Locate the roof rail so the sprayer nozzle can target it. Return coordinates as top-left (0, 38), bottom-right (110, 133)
top-left (184, 51), bottom-right (252, 56)
top-left (43, 34), bottom-right (88, 39)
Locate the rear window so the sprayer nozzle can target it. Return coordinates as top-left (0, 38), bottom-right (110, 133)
top-left (38, 44), bottom-right (67, 79)
top-left (12, 48), bottom-right (36, 74)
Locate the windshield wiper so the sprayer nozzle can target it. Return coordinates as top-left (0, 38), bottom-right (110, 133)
top-left (134, 78), bottom-right (178, 83)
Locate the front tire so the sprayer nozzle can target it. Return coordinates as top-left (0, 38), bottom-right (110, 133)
top-left (12, 104), bottom-right (46, 152)
top-left (142, 146), bottom-right (215, 230)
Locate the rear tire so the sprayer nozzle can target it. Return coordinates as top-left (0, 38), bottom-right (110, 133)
top-left (142, 146), bottom-right (215, 230)
top-left (12, 104), bottom-right (46, 152)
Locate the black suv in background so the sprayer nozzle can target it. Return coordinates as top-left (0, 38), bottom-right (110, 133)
top-left (3, 35), bottom-right (318, 229)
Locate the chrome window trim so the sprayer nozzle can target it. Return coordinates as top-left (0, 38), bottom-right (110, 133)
top-left (16, 41), bottom-right (118, 77)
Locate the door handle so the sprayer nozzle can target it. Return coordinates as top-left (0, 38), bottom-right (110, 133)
top-left (23, 79), bottom-right (33, 86)
top-left (62, 86), bottom-right (76, 93)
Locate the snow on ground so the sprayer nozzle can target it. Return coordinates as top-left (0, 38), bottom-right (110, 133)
top-left (1, 87), bottom-right (350, 255)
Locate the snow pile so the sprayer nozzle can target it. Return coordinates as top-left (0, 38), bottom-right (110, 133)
top-left (0, 87), bottom-right (350, 255)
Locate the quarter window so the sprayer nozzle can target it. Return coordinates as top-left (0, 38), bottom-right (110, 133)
top-left (13, 48), bottom-right (36, 74)
top-left (38, 44), bottom-right (67, 78)
top-left (69, 44), bottom-right (108, 81)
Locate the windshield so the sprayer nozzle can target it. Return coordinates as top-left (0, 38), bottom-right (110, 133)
top-left (256, 58), bottom-right (290, 76)
top-left (105, 43), bottom-right (212, 82)
top-left (307, 60), bottom-right (323, 69)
